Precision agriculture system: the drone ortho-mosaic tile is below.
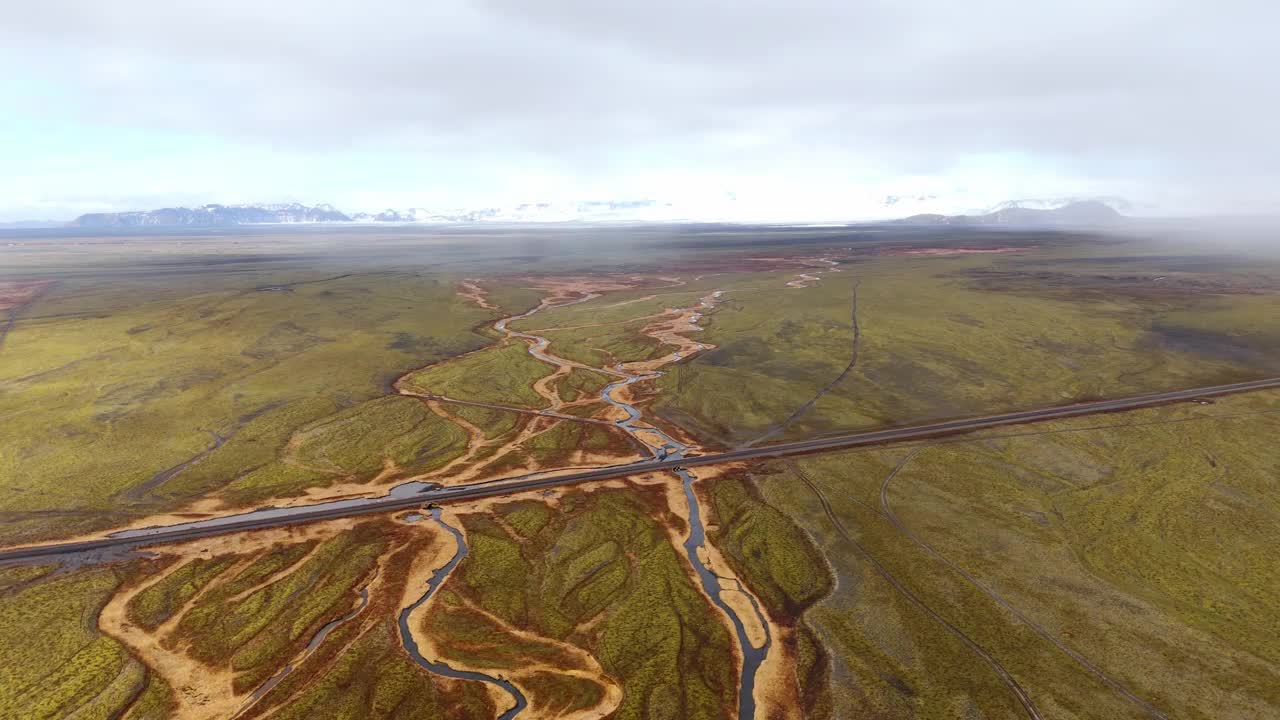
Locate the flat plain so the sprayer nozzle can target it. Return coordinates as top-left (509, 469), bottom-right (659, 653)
top-left (1, 223), bottom-right (1277, 719)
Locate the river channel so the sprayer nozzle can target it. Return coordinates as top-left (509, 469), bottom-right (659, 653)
top-left (109, 290), bottom-right (770, 719)
top-left (515, 292), bottom-right (771, 720)
top-left (398, 507), bottom-right (528, 719)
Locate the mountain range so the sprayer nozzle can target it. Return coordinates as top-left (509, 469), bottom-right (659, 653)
top-left (65, 198), bottom-right (1126, 228)
top-left (71, 200), bottom-right (683, 227)
top-left (894, 200), bottom-right (1124, 227)
top-left (343, 200), bottom-right (679, 224)
top-left (73, 203), bottom-right (350, 227)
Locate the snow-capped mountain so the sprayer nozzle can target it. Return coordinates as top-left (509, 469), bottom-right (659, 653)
top-left (70, 199), bottom-right (696, 227)
top-left (74, 203), bottom-right (350, 227)
top-left (870, 194), bottom-right (1134, 222)
top-left (894, 200), bottom-right (1125, 227)
top-left (982, 196), bottom-right (1132, 214)
top-left (350, 206), bottom-right (503, 223)
top-left (65, 195), bottom-right (1135, 228)
top-left (350, 200), bottom-right (680, 224)
top-left (349, 208), bottom-right (439, 223)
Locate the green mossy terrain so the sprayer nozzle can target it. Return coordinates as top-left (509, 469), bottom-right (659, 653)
top-left (0, 565), bottom-right (172, 720)
top-left (520, 670), bottom-right (607, 716)
top-left (736, 390), bottom-right (1280, 719)
top-left (0, 271), bottom-right (494, 545)
top-left (288, 395), bottom-right (469, 476)
top-left (509, 279), bottom-right (721, 333)
top-left (241, 525), bottom-right (499, 720)
top-left (447, 403), bottom-right (524, 439)
top-left (524, 420), bottom-right (628, 458)
top-left (126, 555), bottom-right (240, 630)
top-left (480, 284), bottom-right (544, 316)
top-left (510, 275), bottom-right (756, 368)
top-left (265, 620), bottom-right (496, 720)
top-left (155, 392), bottom-right (472, 505)
top-left (434, 486), bottom-right (738, 719)
top-left (400, 341), bottom-right (555, 409)
top-left (5, 228), bottom-right (1280, 719)
top-left (468, 417), bottom-right (636, 479)
top-left (703, 473), bottom-right (833, 619)
top-left (558, 401), bottom-right (608, 419)
top-left (540, 322), bottom-right (667, 368)
top-left (172, 528), bottom-right (386, 692)
top-left (424, 589), bottom-right (583, 669)
top-left (702, 473), bottom-right (838, 716)
top-left (655, 247), bottom-right (1280, 444)
top-left (553, 368), bottom-right (613, 403)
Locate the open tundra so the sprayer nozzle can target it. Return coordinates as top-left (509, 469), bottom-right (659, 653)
top-left (1, 223), bottom-right (1278, 719)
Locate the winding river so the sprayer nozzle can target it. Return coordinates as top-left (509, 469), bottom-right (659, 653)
top-left (516, 292), bottom-right (772, 720)
top-left (396, 291), bottom-right (771, 719)
top-left (111, 290), bottom-right (771, 719)
top-left (403, 291), bottom-right (772, 719)
top-left (599, 375), bottom-right (771, 719)
top-left (237, 576), bottom-right (376, 716)
top-left (398, 507), bottom-right (528, 720)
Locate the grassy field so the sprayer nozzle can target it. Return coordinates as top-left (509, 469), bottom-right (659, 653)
top-left (654, 243), bottom-right (1280, 445)
top-left (262, 617), bottom-right (496, 720)
top-left (701, 473), bottom-right (837, 714)
top-left (4, 226), bottom-right (1279, 718)
top-left (400, 341), bottom-right (555, 409)
top-left (282, 396), bottom-right (469, 478)
top-left (515, 281), bottom-right (724, 367)
top-left (112, 528), bottom-right (389, 697)
top-left (480, 283), bottom-right (544, 316)
top-left (63, 518), bottom-right (501, 719)
top-left (241, 521), bottom-right (498, 719)
top-left (446, 402), bottom-right (524, 439)
top-left (509, 285), bottom-right (709, 333)
top-left (703, 473), bottom-right (833, 619)
top-left (0, 270), bottom-right (496, 544)
top-left (0, 564), bottom-right (172, 720)
top-left (16, 228), bottom-right (1268, 545)
top-left (553, 368), bottom-right (614, 403)
top-left (486, 420), bottom-right (633, 471)
top-left (732, 389), bottom-right (1280, 719)
top-left (539, 322), bottom-right (668, 368)
top-left (126, 554), bottom-right (242, 630)
top-left (426, 485), bottom-right (739, 719)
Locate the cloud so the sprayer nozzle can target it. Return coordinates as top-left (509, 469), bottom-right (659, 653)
top-left (1, 0), bottom-right (1277, 218)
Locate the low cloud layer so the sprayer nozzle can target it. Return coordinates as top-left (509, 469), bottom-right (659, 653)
top-left (2, 0), bottom-right (1277, 220)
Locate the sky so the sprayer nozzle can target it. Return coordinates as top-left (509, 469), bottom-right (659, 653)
top-left (2, 0), bottom-right (1278, 222)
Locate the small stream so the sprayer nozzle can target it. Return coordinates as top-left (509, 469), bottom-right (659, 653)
top-left (237, 576), bottom-right (376, 715)
top-left (599, 375), bottom-right (771, 719)
top-left (397, 507), bottom-right (528, 720)
top-left (494, 293), bottom-right (628, 381)
top-left (676, 465), bottom-right (771, 719)
top-left (114, 289), bottom-right (769, 719)
top-left (539, 294), bottom-right (771, 720)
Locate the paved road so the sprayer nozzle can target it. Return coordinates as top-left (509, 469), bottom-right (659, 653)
top-left (3, 377), bottom-right (1277, 563)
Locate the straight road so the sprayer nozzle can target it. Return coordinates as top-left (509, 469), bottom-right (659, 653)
top-left (3, 377), bottom-right (1277, 563)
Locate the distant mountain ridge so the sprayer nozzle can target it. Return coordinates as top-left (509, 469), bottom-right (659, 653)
top-left (350, 208), bottom-right (437, 223)
top-left (74, 203), bottom-right (350, 227)
top-left (352, 200), bottom-right (674, 223)
top-left (894, 200), bottom-right (1124, 227)
top-left (982, 196), bottom-right (1133, 213)
top-left (73, 200), bottom-right (679, 227)
top-left (68, 197), bottom-right (1127, 228)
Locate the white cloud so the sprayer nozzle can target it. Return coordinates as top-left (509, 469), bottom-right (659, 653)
top-left (1, 0), bottom-right (1278, 220)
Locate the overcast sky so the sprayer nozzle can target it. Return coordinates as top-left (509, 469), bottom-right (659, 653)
top-left (2, 0), bottom-right (1277, 221)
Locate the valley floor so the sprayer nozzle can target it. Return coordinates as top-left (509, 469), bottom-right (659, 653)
top-left (2, 228), bottom-right (1278, 719)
